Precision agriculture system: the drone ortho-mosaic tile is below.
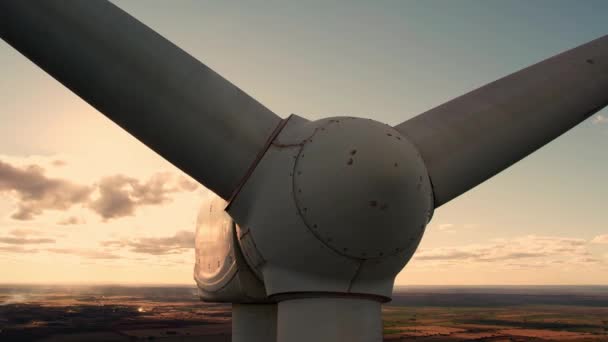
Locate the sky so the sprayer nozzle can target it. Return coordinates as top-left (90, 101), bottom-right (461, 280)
top-left (1, 0), bottom-right (607, 286)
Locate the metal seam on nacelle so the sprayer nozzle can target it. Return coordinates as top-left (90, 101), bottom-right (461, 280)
top-left (226, 116), bottom-right (429, 300)
top-left (291, 117), bottom-right (430, 261)
top-left (195, 196), bottom-right (270, 303)
top-left (346, 260), bottom-right (365, 293)
top-left (226, 114), bottom-right (294, 211)
top-left (290, 118), bottom-right (365, 262)
top-left (268, 291), bottom-right (390, 303)
top-left (195, 220), bottom-right (239, 294)
top-left (393, 129), bottom-right (437, 218)
top-left (194, 198), bottom-right (239, 293)
top-left (236, 224), bottom-right (267, 282)
top-left (231, 225), bottom-right (272, 303)
top-left (196, 263), bottom-right (238, 294)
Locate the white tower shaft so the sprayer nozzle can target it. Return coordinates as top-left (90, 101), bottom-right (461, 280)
top-left (277, 297), bottom-right (382, 342)
top-left (232, 304), bottom-right (277, 342)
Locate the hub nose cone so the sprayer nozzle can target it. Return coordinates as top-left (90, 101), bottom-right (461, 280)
top-left (293, 117), bottom-right (434, 259)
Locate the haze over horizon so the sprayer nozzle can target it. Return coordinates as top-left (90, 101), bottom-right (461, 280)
top-left (1, 0), bottom-right (607, 286)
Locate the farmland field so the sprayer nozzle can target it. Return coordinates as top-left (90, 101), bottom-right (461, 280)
top-left (0, 285), bottom-right (607, 341)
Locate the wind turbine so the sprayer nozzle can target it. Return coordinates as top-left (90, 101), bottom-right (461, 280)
top-left (1, 1), bottom-right (606, 342)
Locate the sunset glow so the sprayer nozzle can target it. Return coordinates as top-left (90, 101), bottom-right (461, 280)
top-left (1, 0), bottom-right (607, 286)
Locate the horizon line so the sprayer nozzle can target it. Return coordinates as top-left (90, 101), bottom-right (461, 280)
top-left (1, 282), bottom-right (607, 287)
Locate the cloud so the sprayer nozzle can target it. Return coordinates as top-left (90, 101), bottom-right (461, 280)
top-left (51, 160), bottom-right (67, 167)
top-left (0, 159), bottom-right (199, 221)
top-left (177, 176), bottom-right (199, 192)
top-left (592, 114), bottom-right (608, 125)
top-left (591, 234), bottom-right (608, 244)
top-left (89, 173), bottom-right (199, 220)
top-left (434, 223), bottom-right (477, 233)
top-left (102, 230), bottom-right (194, 255)
top-left (57, 216), bottom-right (86, 225)
top-left (415, 249), bottom-right (480, 261)
top-left (413, 235), bottom-right (595, 268)
top-left (1, 228), bottom-right (119, 258)
top-left (0, 160), bottom-right (91, 220)
top-left (438, 223), bottom-right (454, 231)
top-left (0, 229), bottom-right (55, 245)
top-left (0, 245), bottom-right (37, 253)
top-left (46, 248), bottom-right (121, 259)
top-left (0, 237), bottom-right (55, 245)
top-left (8, 228), bottom-right (43, 237)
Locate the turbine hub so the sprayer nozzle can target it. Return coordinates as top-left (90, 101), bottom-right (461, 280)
top-left (293, 117), bottom-right (433, 259)
top-left (227, 115), bottom-right (434, 299)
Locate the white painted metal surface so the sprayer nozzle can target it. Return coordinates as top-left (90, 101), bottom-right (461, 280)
top-left (232, 304), bottom-right (277, 342)
top-left (194, 197), bottom-right (268, 303)
top-left (293, 118), bottom-right (433, 259)
top-left (229, 115), bottom-right (432, 299)
top-left (195, 197), bottom-right (235, 292)
top-left (277, 297), bottom-right (382, 342)
top-left (229, 115), bottom-right (364, 296)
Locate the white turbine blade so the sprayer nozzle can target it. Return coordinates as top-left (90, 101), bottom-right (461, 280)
top-left (395, 35), bottom-right (608, 208)
top-left (0, 1), bottom-right (281, 199)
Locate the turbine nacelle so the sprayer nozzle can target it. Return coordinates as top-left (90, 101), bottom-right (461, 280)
top-left (194, 196), bottom-right (267, 303)
top-left (196, 115), bottom-right (434, 303)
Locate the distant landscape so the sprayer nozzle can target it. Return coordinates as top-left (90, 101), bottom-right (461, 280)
top-left (1, 285), bottom-right (607, 341)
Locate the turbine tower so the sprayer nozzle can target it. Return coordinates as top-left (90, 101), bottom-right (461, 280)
top-left (1, 2), bottom-right (607, 342)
